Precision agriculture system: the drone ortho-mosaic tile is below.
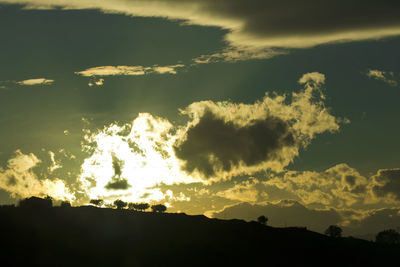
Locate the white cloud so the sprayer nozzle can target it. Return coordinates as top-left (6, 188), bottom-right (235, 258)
top-left (16, 78), bottom-right (54, 86)
top-left (75, 64), bottom-right (184, 77)
top-left (366, 69), bottom-right (397, 86)
top-left (153, 64), bottom-right (184, 74)
top-left (48, 151), bottom-right (61, 173)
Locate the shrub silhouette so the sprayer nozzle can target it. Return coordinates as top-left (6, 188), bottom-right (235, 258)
top-left (151, 204), bottom-right (167, 213)
top-left (60, 201), bottom-right (71, 208)
top-left (19, 196), bottom-right (53, 209)
top-left (257, 215), bottom-right (268, 225)
top-left (375, 229), bottom-right (400, 245)
top-left (114, 199), bottom-right (127, 209)
top-left (90, 199), bottom-right (104, 207)
top-left (129, 202), bottom-right (150, 211)
top-left (324, 225), bottom-right (342, 238)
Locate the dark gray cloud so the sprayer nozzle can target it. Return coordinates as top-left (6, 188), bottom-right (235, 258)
top-left (6, 0), bottom-right (400, 51)
top-left (104, 154), bottom-right (130, 190)
top-left (105, 179), bottom-right (130, 190)
top-left (174, 110), bottom-right (295, 178)
top-left (194, 0), bottom-right (400, 37)
top-left (372, 169), bottom-right (400, 200)
top-left (112, 154), bottom-right (122, 178)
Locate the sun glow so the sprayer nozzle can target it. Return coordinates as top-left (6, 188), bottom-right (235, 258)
top-left (78, 113), bottom-right (199, 204)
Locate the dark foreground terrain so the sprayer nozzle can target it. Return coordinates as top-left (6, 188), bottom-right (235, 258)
top-left (0, 206), bottom-right (398, 267)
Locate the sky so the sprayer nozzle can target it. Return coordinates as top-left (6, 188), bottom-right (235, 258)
top-left (0, 0), bottom-right (400, 237)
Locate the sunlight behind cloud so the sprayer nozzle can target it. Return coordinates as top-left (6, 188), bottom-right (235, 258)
top-left (78, 113), bottom-right (200, 204)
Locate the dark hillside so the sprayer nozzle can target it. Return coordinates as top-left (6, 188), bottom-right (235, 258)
top-left (0, 206), bottom-right (398, 267)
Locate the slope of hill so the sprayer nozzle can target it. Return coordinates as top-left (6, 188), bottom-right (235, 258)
top-left (0, 206), bottom-right (398, 267)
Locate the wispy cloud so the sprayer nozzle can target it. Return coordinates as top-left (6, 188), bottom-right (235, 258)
top-left (366, 69), bottom-right (397, 86)
top-left (75, 64), bottom-right (184, 77)
top-left (0, 77), bottom-right (54, 88)
top-left (17, 78), bottom-right (54, 85)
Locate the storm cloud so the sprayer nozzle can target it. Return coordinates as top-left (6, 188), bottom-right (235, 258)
top-left (174, 110), bottom-right (295, 178)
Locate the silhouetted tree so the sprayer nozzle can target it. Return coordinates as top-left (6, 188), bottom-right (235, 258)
top-left (19, 196), bottom-right (52, 209)
top-left (151, 204), bottom-right (167, 213)
top-left (375, 229), bottom-right (400, 245)
top-left (90, 199), bottom-right (104, 207)
top-left (325, 225), bottom-right (342, 238)
top-left (114, 199), bottom-right (127, 209)
top-left (257, 215), bottom-right (268, 225)
top-left (129, 202), bottom-right (150, 211)
top-left (60, 201), bottom-right (71, 208)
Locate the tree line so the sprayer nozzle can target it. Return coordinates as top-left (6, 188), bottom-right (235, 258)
top-left (90, 198), bottom-right (167, 212)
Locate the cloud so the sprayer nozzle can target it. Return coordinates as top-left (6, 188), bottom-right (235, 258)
top-left (174, 72), bottom-right (341, 179)
top-left (48, 151), bottom-right (61, 173)
top-left (263, 164), bottom-right (400, 209)
top-left (265, 164), bottom-right (371, 208)
top-left (75, 64), bottom-right (184, 77)
top-left (175, 112), bottom-right (296, 178)
top-left (78, 113), bottom-right (201, 203)
top-left (343, 208), bottom-right (400, 238)
top-left (0, 78), bottom-right (54, 87)
top-left (76, 72), bottom-right (341, 203)
top-left (0, 150), bottom-right (73, 200)
top-left (105, 179), bottom-right (130, 190)
top-left (16, 78), bottom-right (54, 85)
top-left (88, 78), bottom-right (104, 87)
top-left (3, 0), bottom-right (400, 60)
top-left (216, 179), bottom-right (264, 203)
top-left (366, 69), bottom-right (397, 86)
top-left (104, 153), bottom-right (131, 190)
top-left (372, 169), bottom-right (400, 201)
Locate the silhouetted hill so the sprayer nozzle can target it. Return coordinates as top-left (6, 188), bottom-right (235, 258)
top-left (0, 206), bottom-right (398, 267)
